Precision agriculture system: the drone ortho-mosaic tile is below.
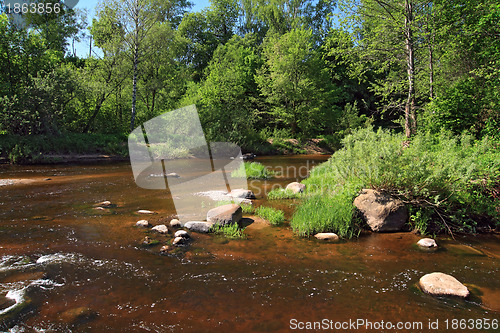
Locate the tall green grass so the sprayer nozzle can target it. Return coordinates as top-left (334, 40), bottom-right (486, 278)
top-left (291, 127), bottom-right (500, 237)
top-left (256, 206), bottom-right (285, 226)
top-left (210, 223), bottom-right (246, 239)
top-left (231, 162), bottom-right (274, 179)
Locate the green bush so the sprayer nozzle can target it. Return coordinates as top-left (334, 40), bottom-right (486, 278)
top-left (210, 223), bottom-right (246, 239)
top-left (292, 126), bottom-right (500, 237)
top-left (256, 206), bottom-right (285, 226)
top-left (231, 162), bottom-right (274, 179)
top-left (267, 189), bottom-right (301, 200)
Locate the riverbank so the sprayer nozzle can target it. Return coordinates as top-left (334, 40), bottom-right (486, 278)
top-left (0, 133), bottom-right (333, 164)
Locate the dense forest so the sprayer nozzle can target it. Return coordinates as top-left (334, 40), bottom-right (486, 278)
top-left (0, 0), bottom-right (498, 159)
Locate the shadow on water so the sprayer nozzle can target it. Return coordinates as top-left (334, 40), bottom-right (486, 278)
top-left (0, 156), bottom-right (499, 332)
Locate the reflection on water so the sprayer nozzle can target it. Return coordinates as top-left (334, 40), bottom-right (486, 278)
top-left (0, 157), bottom-right (499, 332)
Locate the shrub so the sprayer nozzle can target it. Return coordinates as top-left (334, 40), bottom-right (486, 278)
top-left (292, 126), bottom-right (500, 237)
top-left (267, 189), bottom-right (301, 200)
top-left (231, 162), bottom-right (274, 179)
top-left (255, 206), bottom-right (285, 226)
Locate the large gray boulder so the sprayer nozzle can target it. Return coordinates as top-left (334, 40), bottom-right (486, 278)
top-left (184, 221), bottom-right (213, 233)
top-left (207, 204), bottom-right (242, 226)
top-left (285, 182), bottom-right (306, 194)
top-left (353, 189), bottom-right (408, 232)
top-left (419, 272), bottom-right (469, 298)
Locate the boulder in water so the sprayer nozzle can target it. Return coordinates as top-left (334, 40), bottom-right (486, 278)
top-left (419, 272), bottom-right (469, 298)
top-left (353, 189), bottom-right (408, 232)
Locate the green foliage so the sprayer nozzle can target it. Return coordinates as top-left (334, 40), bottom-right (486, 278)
top-left (267, 189), bottom-right (301, 200)
top-left (0, 133), bottom-right (128, 164)
top-left (210, 223), bottom-right (246, 239)
top-left (231, 162), bottom-right (274, 179)
top-left (196, 34), bottom-right (262, 143)
top-left (255, 206), bottom-right (285, 226)
top-left (256, 28), bottom-right (338, 136)
top-left (293, 127), bottom-right (500, 236)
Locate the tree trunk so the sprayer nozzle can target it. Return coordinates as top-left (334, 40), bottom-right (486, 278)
top-left (428, 34), bottom-right (434, 100)
top-left (404, 0), bottom-right (416, 137)
top-left (131, 46), bottom-right (138, 131)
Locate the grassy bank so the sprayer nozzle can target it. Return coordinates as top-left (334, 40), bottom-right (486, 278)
top-left (291, 127), bottom-right (500, 238)
top-left (0, 133), bottom-right (128, 164)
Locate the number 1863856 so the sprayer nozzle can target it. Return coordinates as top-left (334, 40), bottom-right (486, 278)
top-left (4, 1), bottom-right (62, 15)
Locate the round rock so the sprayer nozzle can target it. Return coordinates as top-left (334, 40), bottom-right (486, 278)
top-left (419, 272), bottom-right (470, 298)
top-left (175, 230), bottom-right (190, 238)
top-left (170, 219), bottom-right (181, 228)
top-left (152, 225), bottom-right (169, 234)
top-left (417, 238), bottom-right (438, 248)
top-left (136, 220), bottom-right (150, 228)
top-left (172, 237), bottom-right (187, 246)
top-left (314, 233), bottom-right (339, 241)
top-left (286, 182), bottom-right (306, 194)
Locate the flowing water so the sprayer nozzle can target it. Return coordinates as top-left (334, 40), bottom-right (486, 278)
top-left (0, 156), bottom-right (498, 332)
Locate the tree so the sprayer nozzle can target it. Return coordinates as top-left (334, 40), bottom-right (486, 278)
top-left (338, 0), bottom-right (420, 137)
top-left (256, 28), bottom-right (336, 135)
top-left (197, 34), bottom-right (262, 142)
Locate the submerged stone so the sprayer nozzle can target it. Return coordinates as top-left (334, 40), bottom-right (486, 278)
top-left (417, 238), bottom-right (438, 248)
top-left (137, 210), bottom-right (156, 215)
top-left (314, 233), bottom-right (339, 241)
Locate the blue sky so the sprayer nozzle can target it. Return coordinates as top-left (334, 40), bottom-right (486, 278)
top-left (73, 0), bottom-right (211, 57)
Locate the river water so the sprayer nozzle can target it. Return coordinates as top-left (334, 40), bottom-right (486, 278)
top-left (0, 156), bottom-right (498, 332)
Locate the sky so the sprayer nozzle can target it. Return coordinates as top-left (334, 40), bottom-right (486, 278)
top-left (73, 0), bottom-right (211, 57)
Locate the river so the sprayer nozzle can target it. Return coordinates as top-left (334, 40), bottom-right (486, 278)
top-left (0, 156), bottom-right (499, 332)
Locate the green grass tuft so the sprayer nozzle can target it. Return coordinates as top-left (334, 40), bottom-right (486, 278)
top-left (210, 223), bottom-right (246, 239)
top-left (231, 162), bottom-right (274, 179)
top-left (255, 206), bottom-right (285, 226)
top-left (241, 203), bottom-right (254, 213)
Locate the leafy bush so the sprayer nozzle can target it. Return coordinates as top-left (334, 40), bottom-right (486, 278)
top-left (210, 223), bottom-right (246, 239)
top-left (256, 206), bottom-right (285, 226)
top-left (267, 189), bottom-right (301, 200)
top-left (231, 162), bottom-right (274, 179)
top-left (292, 126), bottom-right (500, 237)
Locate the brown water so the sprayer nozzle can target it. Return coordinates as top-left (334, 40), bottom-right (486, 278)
top-left (0, 156), bottom-right (499, 332)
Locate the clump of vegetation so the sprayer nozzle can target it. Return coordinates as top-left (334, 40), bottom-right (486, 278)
top-left (241, 203), bottom-right (254, 213)
top-left (210, 223), bottom-right (246, 239)
top-left (231, 162), bottom-right (274, 179)
top-left (267, 188), bottom-right (301, 200)
top-left (256, 206), bottom-right (285, 226)
top-left (291, 127), bottom-right (500, 238)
